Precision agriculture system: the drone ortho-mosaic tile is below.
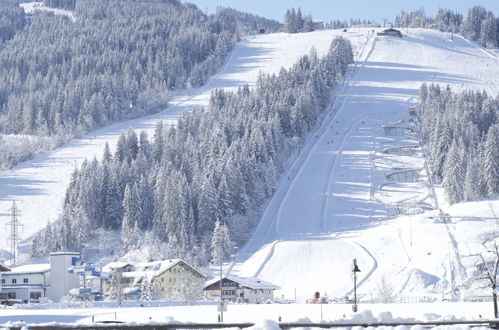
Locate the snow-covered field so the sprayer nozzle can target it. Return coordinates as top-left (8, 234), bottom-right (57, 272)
top-left (0, 27), bottom-right (498, 327)
top-left (0, 301), bottom-right (497, 327)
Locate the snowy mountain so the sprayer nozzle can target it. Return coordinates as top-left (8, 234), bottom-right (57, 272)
top-left (228, 28), bottom-right (499, 302)
top-left (0, 28), bottom-right (498, 304)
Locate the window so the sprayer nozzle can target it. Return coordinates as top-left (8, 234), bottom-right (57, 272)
top-left (23, 278), bottom-right (28, 284)
top-left (11, 279), bottom-right (16, 284)
top-left (1, 279), bottom-right (4, 284)
top-left (30, 292), bottom-right (41, 301)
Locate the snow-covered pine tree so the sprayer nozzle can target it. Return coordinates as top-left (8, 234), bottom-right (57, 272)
top-left (121, 184), bottom-right (141, 251)
top-left (211, 220), bottom-right (233, 264)
top-left (443, 141), bottom-right (465, 204)
top-left (464, 151), bottom-right (480, 201)
top-left (482, 124), bottom-right (499, 196)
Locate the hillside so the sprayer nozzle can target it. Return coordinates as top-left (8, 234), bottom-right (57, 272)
top-left (0, 28), bottom-right (497, 305)
top-left (0, 29), bottom-right (365, 260)
top-left (229, 28), bottom-right (499, 302)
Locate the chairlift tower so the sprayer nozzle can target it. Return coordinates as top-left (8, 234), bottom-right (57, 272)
top-left (6, 201), bottom-right (22, 265)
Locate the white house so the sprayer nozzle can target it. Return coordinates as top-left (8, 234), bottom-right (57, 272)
top-left (0, 252), bottom-right (80, 303)
top-left (204, 276), bottom-right (280, 304)
top-left (0, 263), bottom-right (50, 303)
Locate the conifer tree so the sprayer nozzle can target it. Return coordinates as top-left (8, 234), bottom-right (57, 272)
top-left (483, 124), bottom-right (499, 196)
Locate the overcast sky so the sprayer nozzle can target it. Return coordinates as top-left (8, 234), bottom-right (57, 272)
top-left (185, 0), bottom-right (499, 24)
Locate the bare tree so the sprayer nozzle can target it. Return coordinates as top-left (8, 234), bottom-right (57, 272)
top-left (166, 274), bottom-right (205, 305)
top-left (376, 276), bottom-right (394, 303)
top-left (477, 240), bottom-right (498, 318)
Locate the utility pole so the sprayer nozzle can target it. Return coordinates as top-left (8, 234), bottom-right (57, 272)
top-left (6, 201), bottom-right (22, 265)
top-left (218, 221), bottom-right (224, 322)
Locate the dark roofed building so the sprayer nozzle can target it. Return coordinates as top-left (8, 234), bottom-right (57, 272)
top-left (378, 28), bottom-right (402, 38)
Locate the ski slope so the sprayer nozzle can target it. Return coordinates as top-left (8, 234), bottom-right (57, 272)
top-left (0, 29), bottom-right (366, 261)
top-left (231, 29), bottom-right (499, 302)
top-left (0, 28), bottom-right (497, 304)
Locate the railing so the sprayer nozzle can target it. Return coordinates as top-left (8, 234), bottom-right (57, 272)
top-left (2, 320), bottom-right (499, 330)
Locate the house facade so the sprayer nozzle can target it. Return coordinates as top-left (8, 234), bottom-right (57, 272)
top-left (204, 276), bottom-right (280, 304)
top-left (0, 264), bottom-right (50, 303)
top-left (102, 259), bottom-right (205, 300)
top-left (0, 252), bottom-right (80, 303)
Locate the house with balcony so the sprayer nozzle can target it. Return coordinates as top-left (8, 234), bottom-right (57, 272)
top-left (204, 276), bottom-right (280, 304)
top-left (102, 259), bottom-right (205, 300)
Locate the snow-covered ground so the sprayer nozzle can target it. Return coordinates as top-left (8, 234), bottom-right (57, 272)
top-left (0, 27), bottom-right (498, 320)
top-left (0, 301), bottom-right (497, 327)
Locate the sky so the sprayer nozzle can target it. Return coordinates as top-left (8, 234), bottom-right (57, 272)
top-left (185, 0), bottom-right (499, 24)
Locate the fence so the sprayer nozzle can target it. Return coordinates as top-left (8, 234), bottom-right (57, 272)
top-left (2, 320), bottom-right (499, 330)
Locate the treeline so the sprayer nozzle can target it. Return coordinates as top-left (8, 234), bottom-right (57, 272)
top-left (419, 83), bottom-right (498, 204)
top-left (0, 134), bottom-right (62, 171)
top-left (284, 8), bottom-right (378, 33)
top-left (214, 7), bottom-right (281, 35)
top-left (0, 1), bottom-right (25, 50)
top-left (325, 19), bottom-right (378, 29)
top-left (394, 6), bottom-right (499, 48)
top-left (0, 0), bottom-right (279, 140)
top-left (31, 37), bottom-right (354, 263)
top-left (283, 7), bottom-right (321, 33)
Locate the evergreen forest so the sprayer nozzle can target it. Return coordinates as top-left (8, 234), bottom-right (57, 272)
top-left (31, 37), bottom-right (354, 264)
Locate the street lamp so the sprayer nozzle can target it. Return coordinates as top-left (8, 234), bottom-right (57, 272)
top-left (352, 258), bottom-right (361, 312)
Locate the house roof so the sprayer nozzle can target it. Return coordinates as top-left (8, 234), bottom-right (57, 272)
top-left (50, 251), bottom-right (79, 256)
top-left (103, 259), bottom-right (204, 285)
top-left (0, 263), bottom-right (10, 272)
top-left (5, 263), bottom-right (50, 275)
top-left (205, 276), bottom-right (280, 290)
top-left (102, 261), bottom-right (133, 273)
top-left (135, 259), bottom-right (204, 278)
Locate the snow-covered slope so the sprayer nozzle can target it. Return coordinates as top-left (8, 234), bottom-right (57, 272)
top-left (0, 28), bottom-right (497, 303)
top-left (0, 29), bottom-right (365, 260)
top-left (230, 29), bottom-right (499, 302)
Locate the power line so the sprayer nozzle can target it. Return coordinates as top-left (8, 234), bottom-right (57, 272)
top-left (6, 201), bottom-right (23, 266)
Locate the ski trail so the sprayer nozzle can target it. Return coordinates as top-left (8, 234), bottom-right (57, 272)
top-left (321, 116), bottom-right (368, 231)
top-left (345, 241), bottom-right (378, 296)
top-left (274, 37), bottom-right (373, 236)
top-left (252, 241), bottom-right (279, 278)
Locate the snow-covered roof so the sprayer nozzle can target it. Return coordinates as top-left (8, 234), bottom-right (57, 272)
top-left (205, 276), bottom-right (280, 290)
top-left (135, 259), bottom-right (180, 275)
top-left (50, 251), bottom-right (79, 256)
top-left (102, 262), bottom-right (133, 273)
top-left (102, 259), bottom-right (203, 284)
top-left (0, 263), bottom-right (10, 272)
top-left (134, 259), bottom-right (203, 277)
top-left (6, 263), bottom-right (50, 275)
